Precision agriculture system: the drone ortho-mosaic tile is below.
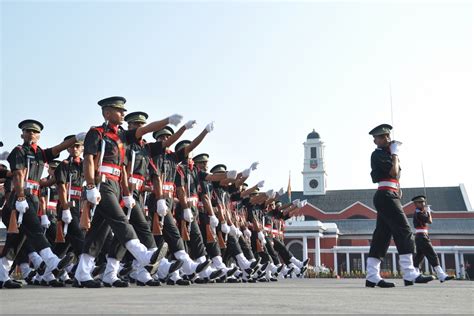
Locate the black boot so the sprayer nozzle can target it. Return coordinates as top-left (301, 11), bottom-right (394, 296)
top-left (365, 279), bottom-right (395, 288)
top-left (0, 279), bottom-right (22, 289)
top-left (137, 279), bottom-right (161, 286)
top-left (73, 279), bottom-right (102, 288)
top-left (103, 279), bottom-right (129, 287)
top-left (404, 274), bottom-right (435, 286)
top-left (440, 275), bottom-right (455, 283)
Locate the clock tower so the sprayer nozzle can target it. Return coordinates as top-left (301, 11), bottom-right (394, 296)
top-left (302, 129), bottom-right (327, 195)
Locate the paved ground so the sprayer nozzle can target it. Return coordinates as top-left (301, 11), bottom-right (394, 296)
top-left (0, 278), bottom-right (472, 314)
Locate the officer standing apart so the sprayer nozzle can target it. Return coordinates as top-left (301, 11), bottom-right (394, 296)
top-left (366, 124), bottom-right (434, 288)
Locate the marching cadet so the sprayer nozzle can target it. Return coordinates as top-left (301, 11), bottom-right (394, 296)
top-left (102, 111), bottom-right (164, 287)
top-left (230, 182), bottom-right (263, 278)
top-left (209, 164), bottom-right (261, 281)
top-left (73, 96), bottom-right (183, 288)
top-left (192, 153), bottom-right (241, 281)
top-left (366, 124), bottom-right (434, 288)
top-left (148, 125), bottom-right (212, 285)
top-left (53, 136), bottom-right (85, 260)
top-left (39, 160), bottom-right (61, 247)
top-left (0, 120), bottom-right (83, 289)
top-left (411, 195), bottom-right (454, 282)
top-left (270, 200), bottom-right (309, 278)
top-left (173, 133), bottom-right (229, 283)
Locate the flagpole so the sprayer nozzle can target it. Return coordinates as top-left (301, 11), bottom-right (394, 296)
top-left (287, 170), bottom-right (292, 203)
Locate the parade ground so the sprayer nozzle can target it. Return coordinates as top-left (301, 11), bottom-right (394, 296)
top-left (0, 278), bottom-right (472, 314)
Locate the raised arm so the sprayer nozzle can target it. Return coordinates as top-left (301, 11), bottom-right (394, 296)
top-left (136, 115), bottom-right (183, 139)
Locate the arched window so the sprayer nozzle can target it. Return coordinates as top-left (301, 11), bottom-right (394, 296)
top-left (287, 240), bottom-right (304, 261)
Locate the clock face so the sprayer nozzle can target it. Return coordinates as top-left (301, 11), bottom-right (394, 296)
top-left (309, 179), bottom-right (319, 189)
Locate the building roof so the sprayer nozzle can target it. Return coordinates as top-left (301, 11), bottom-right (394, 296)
top-left (307, 129), bottom-right (320, 139)
top-left (287, 186), bottom-right (468, 212)
top-left (330, 218), bottom-right (474, 236)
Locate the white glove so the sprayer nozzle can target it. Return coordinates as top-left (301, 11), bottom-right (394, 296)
top-left (62, 209), bottom-right (73, 224)
top-left (226, 170), bottom-right (238, 180)
top-left (156, 199), bottom-right (168, 217)
top-left (40, 215), bottom-right (50, 229)
top-left (15, 199), bottom-right (29, 214)
top-left (244, 228), bottom-right (252, 238)
top-left (122, 195), bottom-right (136, 209)
top-left (390, 141), bottom-right (402, 156)
top-left (220, 222), bottom-right (230, 234)
top-left (257, 180), bottom-right (265, 188)
top-left (278, 188), bottom-right (285, 196)
top-left (168, 114), bottom-right (183, 126)
top-left (229, 225), bottom-right (238, 237)
top-left (209, 215), bottom-right (219, 228)
top-left (183, 208), bottom-right (194, 222)
top-left (424, 205), bottom-right (432, 213)
top-left (236, 228), bottom-right (243, 238)
top-left (292, 199), bottom-right (300, 206)
top-left (86, 187), bottom-right (101, 205)
top-left (258, 231), bottom-right (266, 244)
top-left (184, 120), bottom-right (196, 129)
top-left (298, 199), bottom-right (307, 208)
top-left (242, 168), bottom-right (251, 178)
top-left (265, 189), bottom-right (274, 198)
top-left (205, 121), bottom-right (214, 133)
top-left (250, 162), bottom-right (259, 170)
top-left (75, 132), bottom-right (87, 142)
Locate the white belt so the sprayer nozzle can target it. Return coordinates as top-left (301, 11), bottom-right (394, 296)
top-left (69, 189), bottom-right (81, 197)
top-left (47, 201), bottom-right (57, 209)
top-left (187, 196), bottom-right (198, 206)
top-left (99, 165), bottom-right (121, 177)
top-left (416, 229), bottom-right (428, 233)
top-left (163, 184), bottom-right (174, 192)
top-left (129, 177), bottom-right (144, 189)
top-left (26, 182), bottom-right (40, 190)
top-left (129, 177), bottom-right (143, 184)
top-left (378, 181), bottom-right (399, 189)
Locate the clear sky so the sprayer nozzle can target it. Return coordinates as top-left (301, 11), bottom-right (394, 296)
top-left (1, 1), bottom-right (473, 208)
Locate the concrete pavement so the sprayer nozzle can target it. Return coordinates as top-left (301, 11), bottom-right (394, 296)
top-left (0, 278), bottom-right (472, 314)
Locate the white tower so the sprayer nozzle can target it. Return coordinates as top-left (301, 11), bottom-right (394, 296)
top-left (302, 129), bottom-right (327, 195)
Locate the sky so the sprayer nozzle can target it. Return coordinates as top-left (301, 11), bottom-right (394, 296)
top-left (1, 0), bottom-right (473, 209)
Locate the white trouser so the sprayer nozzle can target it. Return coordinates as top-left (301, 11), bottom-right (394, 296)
top-left (366, 257), bottom-right (382, 283)
top-left (136, 265), bottom-right (153, 283)
top-left (399, 254), bottom-right (421, 281)
top-left (74, 253), bottom-right (95, 282)
top-left (279, 264), bottom-right (290, 278)
top-left (235, 253), bottom-right (251, 269)
top-left (28, 252), bottom-right (43, 269)
top-left (20, 263), bottom-right (32, 279)
top-left (0, 257), bottom-right (13, 282)
top-left (59, 270), bottom-right (70, 281)
top-left (169, 269), bottom-right (181, 282)
top-left (42, 272), bottom-right (56, 282)
top-left (156, 258), bottom-right (171, 279)
top-left (434, 265), bottom-right (448, 280)
top-left (174, 250), bottom-right (198, 275)
top-left (289, 263), bottom-right (301, 275)
top-left (212, 256), bottom-right (229, 273)
top-left (290, 257), bottom-right (303, 268)
top-left (125, 239), bottom-right (154, 267)
top-left (196, 255), bottom-right (214, 278)
top-left (102, 257), bottom-right (120, 284)
top-left (39, 247), bottom-right (60, 276)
